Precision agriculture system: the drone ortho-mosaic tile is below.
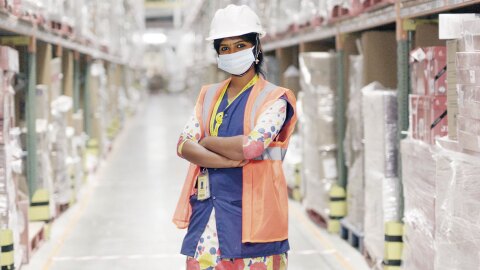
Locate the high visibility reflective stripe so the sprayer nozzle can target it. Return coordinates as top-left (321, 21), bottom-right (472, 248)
top-left (202, 83), bottom-right (221, 137)
top-left (249, 82), bottom-right (278, 130)
top-left (253, 147), bottom-right (287, 161)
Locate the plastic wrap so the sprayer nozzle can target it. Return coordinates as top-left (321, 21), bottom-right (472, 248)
top-left (435, 147), bottom-right (480, 270)
top-left (282, 134), bottom-right (302, 190)
top-left (299, 52), bottom-right (338, 219)
top-left (264, 56), bottom-right (281, 86)
top-left (343, 55), bottom-right (364, 232)
top-left (283, 65), bottom-right (300, 96)
top-left (401, 139), bottom-right (436, 270)
top-left (298, 0), bottom-right (318, 25)
top-left (409, 95), bottom-right (448, 144)
top-left (410, 47), bottom-right (447, 96)
top-left (462, 19), bottom-right (480, 52)
top-left (362, 82), bottom-right (401, 265)
top-left (456, 50), bottom-right (480, 152)
top-left (326, 0), bottom-right (351, 19)
top-left (35, 85), bottom-right (55, 217)
top-left (0, 52), bottom-right (27, 266)
top-left (279, 0), bottom-right (300, 32)
top-left (457, 84), bottom-right (480, 120)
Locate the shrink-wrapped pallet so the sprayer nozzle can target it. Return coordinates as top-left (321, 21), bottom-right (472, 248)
top-left (362, 83), bottom-right (401, 265)
top-left (343, 55), bottom-right (365, 232)
top-left (435, 147), bottom-right (480, 270)
top-left (0, 49), bottom-right (27, 267)
top-left (456, 51), bottom-right (480, 153)
top-left (299, 52), bottom-right (337, 219)
top-left (401, 139), bottom-right (436, 270)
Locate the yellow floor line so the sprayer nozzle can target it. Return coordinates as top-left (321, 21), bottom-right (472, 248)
top-left (291, 204), bottom-right (355, 270)
top-left (42, 185), bottom-right (94, 270)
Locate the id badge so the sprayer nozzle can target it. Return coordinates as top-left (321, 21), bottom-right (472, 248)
top-left (197, 168), bottom-right (210, 201)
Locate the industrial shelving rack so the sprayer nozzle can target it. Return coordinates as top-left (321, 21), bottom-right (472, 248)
top-left (0, 5), bottom-right (145, 267)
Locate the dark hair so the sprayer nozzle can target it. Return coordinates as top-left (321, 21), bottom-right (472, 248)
top-left (213, 32), bottom-right (265, 77)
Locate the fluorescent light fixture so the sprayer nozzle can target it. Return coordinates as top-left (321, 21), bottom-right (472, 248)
top-left (143, 32), bottom-right (168, 45)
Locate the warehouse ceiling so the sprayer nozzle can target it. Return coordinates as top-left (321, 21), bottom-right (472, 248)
top-left (145, 0), bottom-right (180, 29)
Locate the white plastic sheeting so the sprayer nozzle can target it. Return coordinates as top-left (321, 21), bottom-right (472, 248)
top-left (299, 52), bottom-right (338, 219)
top-left (401, 139), bottom-right (436, 270)
top-left (343, 54), bottom-right (365, 232)
top-left (362, 83), bottom-right (401, 267)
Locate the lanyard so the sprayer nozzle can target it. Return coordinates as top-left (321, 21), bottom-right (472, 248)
top-left (209, 75), bottom-right (259, 137)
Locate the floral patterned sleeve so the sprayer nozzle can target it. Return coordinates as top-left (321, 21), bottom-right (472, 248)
top-left (243, 99), bottom-right (287, 159)
top-left (177, 108), bottom-right (202, 158)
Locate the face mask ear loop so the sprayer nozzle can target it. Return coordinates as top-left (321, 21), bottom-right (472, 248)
top-left (255, 34), bottom-right (261, 64)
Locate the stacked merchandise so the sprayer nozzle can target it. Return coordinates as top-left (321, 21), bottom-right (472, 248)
top-left (298, 52), bottom-right (338, 221)
top-left (432, 18), bottom-right (480, 269)
top-left (68, 111), bottom-right (86, 199)
top-left (85, 61), bottom-right (110, 171)
top-left (456, 19), bottom-right (480, 152)
top-left (400, 139), bottom-right (435, 270)
top-left (282, 134), bottom-right (302, 201)
top-left (409, 46), bottom-right (448, 145)
top-left (35, 85), bottom-right (55, 218)
top-left (265, 56), bottom-right (281, 86)
top-left (326, 0), bottom-right (351, 21)
top-left (434, 147), bottom-right (480, 270)
top-left (50, 57), bottom-right (73, 205)
top-left (0, 46), bottom-right (27, 268)
top-left (343, 55), bottom-right (364, 234)
top-left (10, 0), bottom-right (145, 65)
top-left (362, 82), bottom-right (401, 268)
top-left (283, 65), bottom-right (300, 97)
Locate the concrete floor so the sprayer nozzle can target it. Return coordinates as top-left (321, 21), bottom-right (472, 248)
top-left (23, 93), bottom-right (370, 270)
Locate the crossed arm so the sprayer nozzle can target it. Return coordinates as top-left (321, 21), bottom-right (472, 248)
top-left (177, 99), bottom-right (287, 168)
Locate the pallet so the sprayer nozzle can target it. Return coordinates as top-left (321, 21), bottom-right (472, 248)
top-left (306, 208), bottom-right (328, 229)
top-left (28, 222), bottom-right (46, 256)
top-left (340, 219), bottom-right (364, 253)
top-left (328, 5), bottom-right (354, 23)
top-left (361, 0), bottom-right (395, 13)
top-left (55, 202), bottom-right (70, 218)
top-left (20, 11), bottom-right (45, 26)
top-left (287, 185), bottom-right (302, 202)
top-left (363, 246), bottom-right (383, 270)
top-left (46, 20), bottom-right (74, 38)
top-left (310, 16), bottom-right (324, 28)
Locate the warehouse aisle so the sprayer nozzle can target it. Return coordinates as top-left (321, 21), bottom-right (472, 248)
top-left (24, 93), bottom-right (369, 270)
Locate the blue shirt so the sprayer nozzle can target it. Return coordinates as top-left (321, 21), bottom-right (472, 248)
top-left (180, 85), bottom-right (290, 258)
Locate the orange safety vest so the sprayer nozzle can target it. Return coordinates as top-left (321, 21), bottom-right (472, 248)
top-left (173, 76), bottom-right (297, 243)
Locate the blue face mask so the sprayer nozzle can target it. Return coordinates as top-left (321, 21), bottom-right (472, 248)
top-left (217, 47), bottom-right (255, 76)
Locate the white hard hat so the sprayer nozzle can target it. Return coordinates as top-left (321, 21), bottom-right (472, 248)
top-left (206, 4), bottom-right (266, 41)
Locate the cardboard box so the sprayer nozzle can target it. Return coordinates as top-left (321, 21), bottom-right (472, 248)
top-left (457, 84), bottom-right (480, 120)
top-left (462, 19), bottom-right (480, 52)
top-left (415, 23), bottom-right (445, 48)
top-left (410, 94), bottom-right (448, 144)
top-left (361, 31), bottom-right (397, 89)
top-left (410, 47), bottom-right (447, 96)
top-left (457, 115), bottom-right (480, 152)
top-left (447, 40), bottom-right (459, 139)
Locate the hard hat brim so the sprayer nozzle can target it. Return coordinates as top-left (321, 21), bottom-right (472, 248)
top-left (206, 30), bottom-right (266, 41)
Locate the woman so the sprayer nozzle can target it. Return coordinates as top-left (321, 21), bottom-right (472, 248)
top-left (173, 4), bottom-right (297, 270)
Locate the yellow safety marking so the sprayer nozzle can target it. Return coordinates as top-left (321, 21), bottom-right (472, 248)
top-left (42, 181), bottom-right (94, 270)
top-left (291, 204), bottom-right (355, 270)
top-left (29, 189), bottom-right (51, 221)
top-left (0, 229), bottom-right (14, 267)
top-left (0, 36), bottom-right (30, 46)
top-left (42, 116), bottom-right (132, 270)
